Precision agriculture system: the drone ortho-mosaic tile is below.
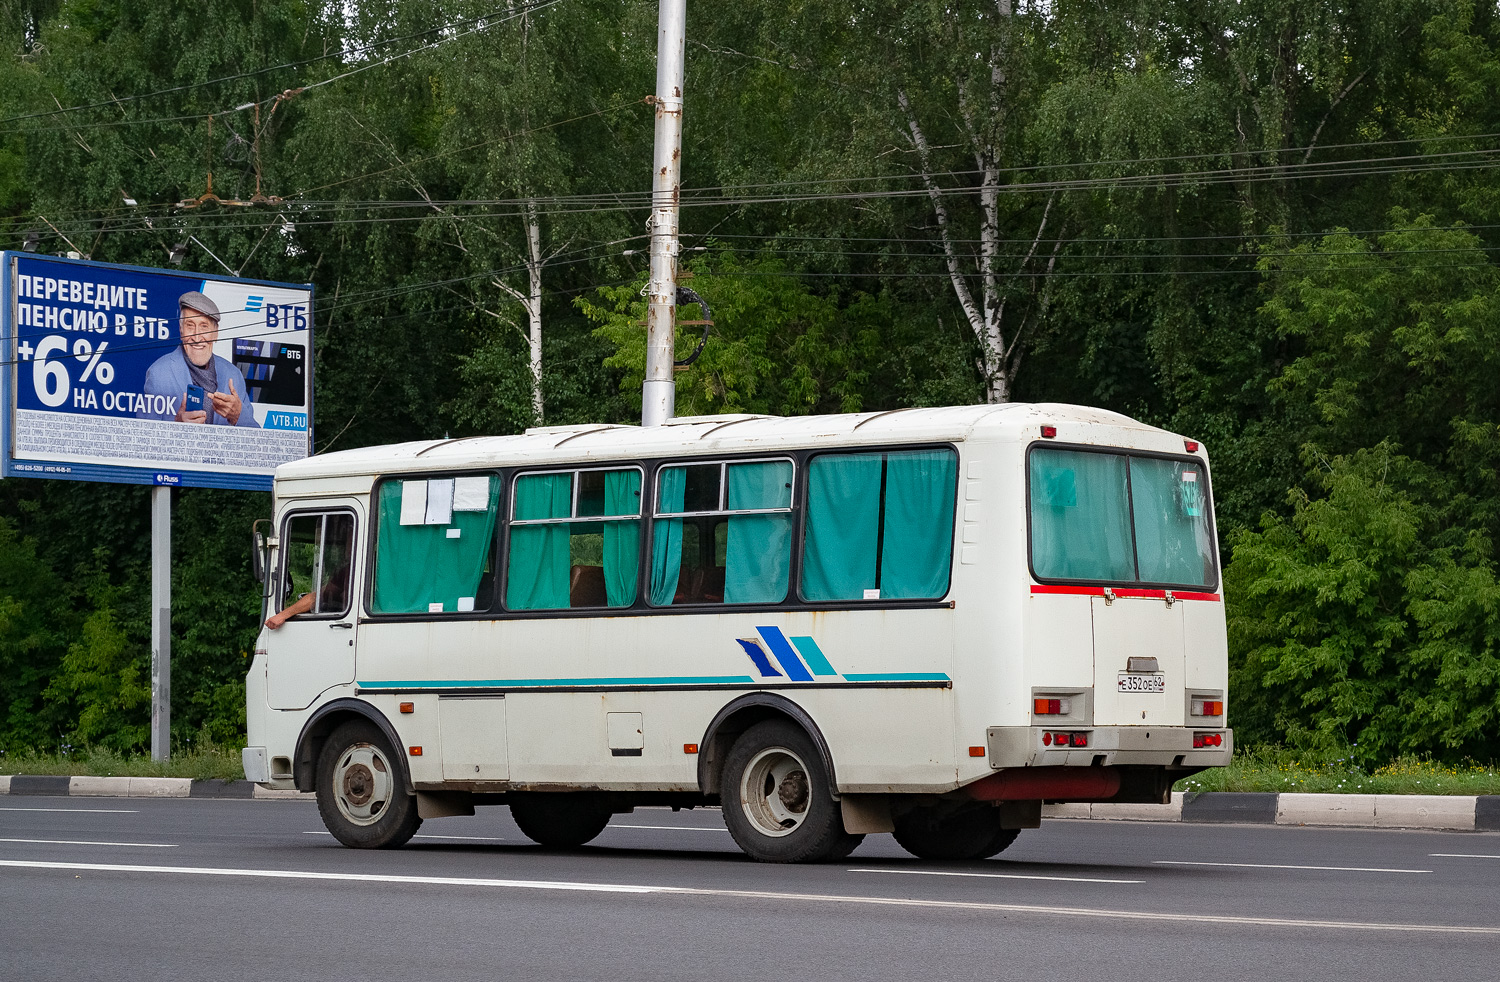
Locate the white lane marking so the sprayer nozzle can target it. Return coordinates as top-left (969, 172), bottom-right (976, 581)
top-left (1431, 854), bottom-right (1500, 859)
top-left (607, 824), bottom-right (727, 833)
top-left (0, 837), bottom-right (176, 848)
top-left (0, 807), bottom-right (139, 814)
top-left (2, 859), bottom-right (1496, 935)
top-left (1155, 861), bottom-right (1431, 874)
top-left (849, 867), bottom-right (1140, 885)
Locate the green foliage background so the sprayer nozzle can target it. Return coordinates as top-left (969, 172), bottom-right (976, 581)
top-left (2, 0), bottom-right (1500, 764)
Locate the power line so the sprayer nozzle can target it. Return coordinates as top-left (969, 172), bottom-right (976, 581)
top-left (0, 0), bottom-right (574, 129)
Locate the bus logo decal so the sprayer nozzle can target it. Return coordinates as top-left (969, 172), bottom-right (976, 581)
top-left (738, 627), bottom-right (840, 681)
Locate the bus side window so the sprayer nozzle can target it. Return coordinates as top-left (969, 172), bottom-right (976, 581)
top-left (800, 449), bottom-right (957, 601)
top-left (650, 459), bottom-right (793, 606)
top-left (371, 475), bottom-right (500, 615)
top-left (505, 467), bottom-right (642, 611)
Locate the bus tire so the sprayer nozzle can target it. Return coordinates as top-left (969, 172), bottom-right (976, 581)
top-left (892, 804), bottom-right (1020, 861)
top-left (509, 794), bottom-right (613, 849)
top-left (721, 720), bottom-right (863, 863)
top-left (315, 719), bottom-right (421, 849)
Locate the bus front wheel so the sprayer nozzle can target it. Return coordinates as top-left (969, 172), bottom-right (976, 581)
top-left (892, 804), bottom-right (1020, 861)
top-left (721, 720), bottom-right (862, 863)
top-left (315, 719), bottom-right (422, 849)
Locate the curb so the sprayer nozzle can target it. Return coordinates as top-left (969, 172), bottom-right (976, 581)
top-left (1044, 791), bottom-right (1500, 831)
top-left (0, 775), bottom-right (309, 800)
top-left (2, 777), bottom-right (1496, 829)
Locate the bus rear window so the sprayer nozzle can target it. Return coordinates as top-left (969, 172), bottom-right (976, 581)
top-left (1029, 448), bottom-right (1215, 589)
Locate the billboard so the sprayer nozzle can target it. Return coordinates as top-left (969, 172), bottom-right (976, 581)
top-left (2, 253), bottom-right (313, 490)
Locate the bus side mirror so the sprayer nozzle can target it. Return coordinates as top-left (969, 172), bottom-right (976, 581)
top-left (252, 518), bottom-right (272, 585)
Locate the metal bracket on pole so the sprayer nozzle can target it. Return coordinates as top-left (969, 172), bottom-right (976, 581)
top-left (151, 486), bottom-right (172, 761)
top-left (642, 0), bottom-right (687, 427)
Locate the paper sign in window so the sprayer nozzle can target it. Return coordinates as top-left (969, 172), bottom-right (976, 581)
top-left (399, 480), bottom-right (429, 525)
top-left (425, 478), bottom-right (454, 525)
top-left (452, 476), bottom-right (490, 512)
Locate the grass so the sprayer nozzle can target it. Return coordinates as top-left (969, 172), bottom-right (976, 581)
top-left (1175, 746), bottom-right (1500, 796)
top-left (0, 738), bottom-right (245, 781)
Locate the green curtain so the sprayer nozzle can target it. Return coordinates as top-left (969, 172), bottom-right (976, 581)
top-left (650, 467), bottom-right (685, 605)
top-left (506, 473), bottom-right (572, 610)
top-left (724, 460), bottom-right (793, 603)
top-left (372, 477), bottom-right (499, 613)
top-left (603, 469), bottom-right (641, 607)
top-left (1029, 449), bottom-right (1135, 581)
top-left (1129, 457), bottom-right (1215, 587)
top-left (880, 450), bottom-right (957, 598)
top-left (801, 453), bottom-right (882, 600)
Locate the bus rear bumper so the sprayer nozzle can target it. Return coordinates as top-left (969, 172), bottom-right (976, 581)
top-left (985, 725), bottom-right (1233, 769)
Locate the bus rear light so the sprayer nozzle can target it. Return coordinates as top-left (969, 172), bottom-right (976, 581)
top-left (1033, 698), bottom-right (1072, 715)
top-left (969, 746), bottom-right (986, 757)
top-left (683, 743), bottom-right (699, 754)
top-left (1191, 699), bottom-right (1223, 716)
top-left (1192, 733), bottom-right (1223, 749)
top-left (409, 746), bottom-right (423, 756)
top-left (1185, 440), bottom-right (1200, 452)
top-left (1070, 733), bottom-right (1088, 747)
top-left (399, 702), bottom-right (414, 714)
top-left (1043, 731), bottom-right (1086, 747)
top-left (1041, 425), bottom-right (1058, 438)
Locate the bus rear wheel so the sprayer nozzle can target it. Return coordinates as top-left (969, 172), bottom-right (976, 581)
top-left (315, 719), bottom-right (422, 849)
top-left (721, 720), bottom-right (863, 863)
top-left (509, 793), bottom-right (613, 849)
top-left (892, 803), bottom-right (1019, 861)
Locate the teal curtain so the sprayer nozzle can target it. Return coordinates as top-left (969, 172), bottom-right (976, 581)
top-left (724, 460), bottom-right (793, 603)
top-left (1029, 449), bottom-right (1135, 581)
top-left (506, 473), bottom-right (572, 610)
top-left (603, 469), bottom-right (642, 607)
top-left (801, 453), bottom-right (882, 600)
top-left (880, 450), bottom-right (957, 598)
top-left (372, 477), bottom-right (499, 613)
top-left (1129, 457), bottom-right (1215, 587)
top-left (650, 467), bottom-right (685, 605)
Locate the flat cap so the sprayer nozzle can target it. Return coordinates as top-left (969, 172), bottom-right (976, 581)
top-left (177, 290), bottom-right (220, 323)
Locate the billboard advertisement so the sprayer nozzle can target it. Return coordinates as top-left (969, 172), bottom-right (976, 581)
top-left (2, 253), bottom-right (313, 490)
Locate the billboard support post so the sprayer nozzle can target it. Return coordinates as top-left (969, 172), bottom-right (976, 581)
top-left (150, 485), bottom-right (171, 762)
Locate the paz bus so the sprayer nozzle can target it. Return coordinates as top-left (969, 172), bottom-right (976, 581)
top-left (244, 403), bottom-right (1232, 863)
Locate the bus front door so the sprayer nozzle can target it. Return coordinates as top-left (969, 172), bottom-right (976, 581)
top-left (265, 509), bottom-right (360, 711)
top-left (1090, 594), bottom-right (1185, 727)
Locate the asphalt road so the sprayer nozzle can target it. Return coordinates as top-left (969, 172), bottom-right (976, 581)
top-left (2, 795), bottom-right (1497, 981)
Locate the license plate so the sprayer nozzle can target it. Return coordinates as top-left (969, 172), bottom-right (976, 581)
top-left (1118, 673), bottom-right (1166, 693)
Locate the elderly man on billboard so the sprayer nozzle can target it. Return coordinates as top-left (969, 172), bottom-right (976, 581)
top-left (140, 291), bottom-right (259, 427)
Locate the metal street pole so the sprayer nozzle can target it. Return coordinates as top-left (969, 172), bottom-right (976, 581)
top-left (642, 0), bottom-right (686, 427)
top-left (150, 486), bottom-right (171, 761)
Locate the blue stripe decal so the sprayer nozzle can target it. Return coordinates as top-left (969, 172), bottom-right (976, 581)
top-left (359, 675), bottom-right (757, 689)
top-left (755, 626), bottom-right (814, 682)
top-left (736, 638), bottom-right (783, 678)
top-left (840, 672), bottom-right (952, 683)
top-left (789, 636), bottom-right (838, 676)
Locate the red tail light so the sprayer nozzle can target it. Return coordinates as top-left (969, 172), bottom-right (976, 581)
top-left (1185, 440), bottom-right (1200, 452)
top-left (1041, 425), bottom-right (1057, 438)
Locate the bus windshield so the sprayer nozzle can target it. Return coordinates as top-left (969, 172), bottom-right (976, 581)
top-left (1028, 447), bottom-right (1216, 589)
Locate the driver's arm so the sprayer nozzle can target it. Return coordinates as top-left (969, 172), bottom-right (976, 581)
top-left (265, 590), bottom-right (315, 630)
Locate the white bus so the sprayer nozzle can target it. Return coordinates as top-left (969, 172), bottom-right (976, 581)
top-left (244, 403), bottom-right (1232, 862)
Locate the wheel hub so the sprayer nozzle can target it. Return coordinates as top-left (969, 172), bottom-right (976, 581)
top-left (740, 747), bottom-right (812, 838)
top-left (332, 743), bottom-right (392, 827)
